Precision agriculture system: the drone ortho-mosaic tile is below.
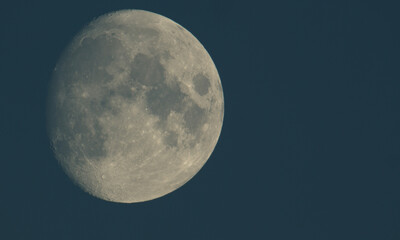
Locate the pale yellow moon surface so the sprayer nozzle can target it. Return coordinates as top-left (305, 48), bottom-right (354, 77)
top-left (46, 10), bottom-right (224, 203)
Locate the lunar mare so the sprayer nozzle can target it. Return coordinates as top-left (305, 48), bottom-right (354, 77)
top-left (46, 10), bottom-right (224, 203)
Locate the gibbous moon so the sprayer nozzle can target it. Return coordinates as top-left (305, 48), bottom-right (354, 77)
top-left (46, 10), bottom-right (224, 203)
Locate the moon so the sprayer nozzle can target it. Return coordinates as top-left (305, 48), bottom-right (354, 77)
top-left (46, 10), bottom-right (224, 203)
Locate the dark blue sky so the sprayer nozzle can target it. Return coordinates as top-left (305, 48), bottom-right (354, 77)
top-left (2, 0), bottom-right (400, 239)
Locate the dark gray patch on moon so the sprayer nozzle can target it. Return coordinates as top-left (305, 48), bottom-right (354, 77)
top-left (112, 86), bottom-right (135, 100)
top-left (164, 131), bottom-right (179, 147)
top-left (145, 79), bottom-right (186, 122)
top-left (97, 87), bottom-right (135, 116)
top-left (130, 53), bottom-right (165, 86)
top-left (192, 73), bottom-right (210, 96)
top-left (183, 103), bottom-right (206, 134)
top-left (128, 53), bottom-right (209, 142)
top-left (68, 36), bottom-right (126, 84)
top-left (98, 96), bottom-right (120, 116)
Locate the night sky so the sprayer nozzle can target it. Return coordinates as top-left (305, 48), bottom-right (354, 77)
top-left (2, 0), bottom-right (400, 239)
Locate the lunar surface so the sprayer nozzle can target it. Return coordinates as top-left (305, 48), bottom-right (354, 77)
top-left (46, 10), bottom-right (224, 203)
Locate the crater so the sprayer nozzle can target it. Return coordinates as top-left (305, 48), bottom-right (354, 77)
top-left (192, 73), bottom-right (210, 96)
